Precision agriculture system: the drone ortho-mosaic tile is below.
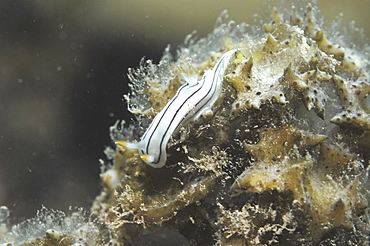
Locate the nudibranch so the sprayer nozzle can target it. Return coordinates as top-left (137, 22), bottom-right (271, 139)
top-left (116, 49), bottom-right (238, 168)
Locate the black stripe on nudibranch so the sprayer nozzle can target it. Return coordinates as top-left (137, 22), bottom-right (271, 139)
top-left (130, 49), bottom-right (237, 167)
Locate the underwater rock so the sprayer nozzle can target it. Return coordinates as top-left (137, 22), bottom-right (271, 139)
top-left (91, 3), bottom-right (370, 246)
top-left (2, 2), bottom-right (369, 246)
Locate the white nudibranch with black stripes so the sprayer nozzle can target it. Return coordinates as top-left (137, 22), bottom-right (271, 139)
top-left (116, 49), bottom-right (238, 168)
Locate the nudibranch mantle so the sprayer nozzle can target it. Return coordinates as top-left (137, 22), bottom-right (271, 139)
top-left (117, 49), bottom-right (238, 168)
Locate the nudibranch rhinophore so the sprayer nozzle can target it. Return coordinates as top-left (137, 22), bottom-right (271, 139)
top-left (116, 49), bottom-right (238, 168)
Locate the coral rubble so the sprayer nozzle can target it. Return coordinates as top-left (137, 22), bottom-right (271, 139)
top-left (1, 2), bottom-right (370, 246)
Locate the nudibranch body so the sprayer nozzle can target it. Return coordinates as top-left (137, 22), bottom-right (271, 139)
top-left (116, 49), bottom-right (238, 168)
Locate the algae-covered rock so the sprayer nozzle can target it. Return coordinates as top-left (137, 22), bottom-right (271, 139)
top-left (0, 206), bottom-right (105, 245)
top-left (90, 3), bottom-right (370, 245)
top-left (86, 3), bottom-right (370, 246)
top-left (1, 2), bottom-right (369, 246)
